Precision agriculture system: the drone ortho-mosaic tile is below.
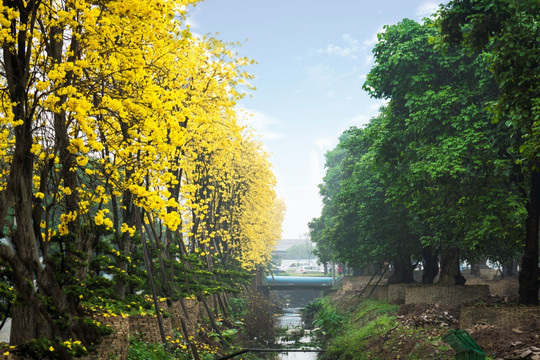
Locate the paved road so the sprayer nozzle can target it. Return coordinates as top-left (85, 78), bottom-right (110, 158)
top-left (0, 318), bottom-right (10, 343)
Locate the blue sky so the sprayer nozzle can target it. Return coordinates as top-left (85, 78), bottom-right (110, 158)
top-left (187, 1), bottom-right (443, 239)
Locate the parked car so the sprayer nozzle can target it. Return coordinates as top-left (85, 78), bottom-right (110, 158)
top-left (279, 262), bottom-right (308, 272)
top-left (295, 265), bottom-right (323, 274)
top-left (270, 265), bottom-right (285, 274)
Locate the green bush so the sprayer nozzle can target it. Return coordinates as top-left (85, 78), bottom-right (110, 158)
top-left (228, 297), bottom-right (247, 320)
top-left (128, 338), bottom-right (172, 360)
top-left (16, 337), bottom-right (91, 359)
top-left (301, 298), bottom-right (324, 329)
top-left (17, 338), bottom-right (59, 360)
top-left (310, 297), bottom-right (345, 340)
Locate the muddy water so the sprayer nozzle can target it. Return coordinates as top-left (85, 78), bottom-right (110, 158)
top-left (277, 307), bottom-right (318, 360)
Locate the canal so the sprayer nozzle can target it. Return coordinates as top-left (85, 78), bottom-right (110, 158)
top-left (278, 307), bottom-right (317, 360)
top-left (276, 289), bottom-right (323, 360)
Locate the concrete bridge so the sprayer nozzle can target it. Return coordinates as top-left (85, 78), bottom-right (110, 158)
top-left (259, 275), bottom-right (340, 290)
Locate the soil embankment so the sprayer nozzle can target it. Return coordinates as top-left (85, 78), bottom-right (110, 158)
top-left (323, 271), bottom-right (540, 359)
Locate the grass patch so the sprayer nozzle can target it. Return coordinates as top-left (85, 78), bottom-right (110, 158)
top-left (327, 313), bottom-right (397, 360)
top-left (312, 297), bottom-right (455, 360)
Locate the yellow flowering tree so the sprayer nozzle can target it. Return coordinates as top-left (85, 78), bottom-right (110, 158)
top-left (223, 137), bottom-right (283, 268)
top-left (0, 0), bottom-right (283, 355)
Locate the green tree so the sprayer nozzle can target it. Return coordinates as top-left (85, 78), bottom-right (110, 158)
top-left (364, 18), bottom-right (525, 284)
top-left (338, 125), bottom-right (422, 283)
top-left (311, 125), bottom-right (423, 283)
top-left (309, 136), bottom-right (348, 266)
top-left (438, 0), bottom-right (540, 304)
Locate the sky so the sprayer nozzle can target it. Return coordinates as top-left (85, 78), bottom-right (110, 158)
top-left (187, 1), bottom-right (443, 240)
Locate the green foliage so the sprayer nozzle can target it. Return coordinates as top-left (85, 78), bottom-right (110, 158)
top-left (219, 328), bottom-right (238, 342)
top-left (17, 338), bottom-right (59, 360)
top-left (308, 297), bottom-right (345, 341)
top-left (438, 0), bottom-right (540, 304)
top-left (312, 299), bottom-right (399, 360)
top-left (127, 334), bottom-right (221, 360)
top-left (310, 124), bottom-right (423, 274)
top-left (364, 18), bottom-right (524, 256)
top-left (309, 137), bottom-right (349, 265)
top-left (227, 297), bottom-right (247, 320)
top-left (16, 337), bottom-right (88, 359)
top-left (128, 337), bottom-right (179, 360)
top-left (313, 298), bottom-right (455, 360)
top-left (311, 15), bottom-right (528, 279)
top-left (301, 298), bottom-right (324, 329)
top-left (353, 299), bottom-right (399, 322)
top-left (74, 317), bottom-right (115, 338)
top-left (328, 314), bottom-right (397, 360)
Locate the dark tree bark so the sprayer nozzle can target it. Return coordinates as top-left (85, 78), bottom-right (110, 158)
top-left (519, 170), bottom-right (540, 305)
top-left (0, 3), bottom-right (95, 355)
top-left (421, 247), bottom-right (439, 284)
top-left (470, 263), bottom-right (481, 277)
top-left (387, 258), bottom-right (415, 284)
top-left (438, 248), bottom-right (466, 285)
top-left (503, 260), bottom-right (518, 278)
top-left (114, 193), bottom-right (136, 298)
top-left (1, 0), bottom-right (61, 347)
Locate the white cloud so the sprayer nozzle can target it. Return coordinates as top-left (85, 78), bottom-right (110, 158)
top-left (183, 14), bottom-right (204, 39)
top-left (237, 107), bottom-right (284, 142)
top-left (304, 64), bottom-right (364, 89)
top-left (321, 33), bottom-right (362, 60)
top-left (417, 2), bottom-right (439, 18)
top-left (363, 26), bottom-right (385, 48)
top-left (304, 64), bottom-right (335, 85)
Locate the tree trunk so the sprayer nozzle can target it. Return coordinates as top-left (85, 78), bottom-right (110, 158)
top-left (519, 170), bottom-right (540, 305)
top-left (421, 247), bottom-right (439, 284)
top-left (10, 305), bottom-right (38, 345)
top-left (470, 263), bottom-right (481, 277)
top-left (438, 248), bottom-right (466, 285)
top-left (502, 259), bottom-right (518, 278)
top-left (387, 258), bottom-right (414, 284)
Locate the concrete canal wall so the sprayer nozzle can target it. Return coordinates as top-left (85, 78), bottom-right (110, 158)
top-left (342, 276), bottom-right (540, 330)
top-left (342, 277), bottom-right (490, 305)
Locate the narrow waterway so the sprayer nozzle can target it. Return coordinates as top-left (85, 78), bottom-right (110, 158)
top-left (277, 307), bottom-right (318, 360)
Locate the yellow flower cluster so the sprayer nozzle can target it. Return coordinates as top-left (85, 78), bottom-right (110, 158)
top-left (94, 209), bottom-right (113, 230)
top-left (62, 339), bottom-right (86, 352)
top-left (0, 0), bottom-right (285, 349)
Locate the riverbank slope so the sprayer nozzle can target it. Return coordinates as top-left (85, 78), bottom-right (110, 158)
top-left (306, 284), bottom-right (539, 359)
